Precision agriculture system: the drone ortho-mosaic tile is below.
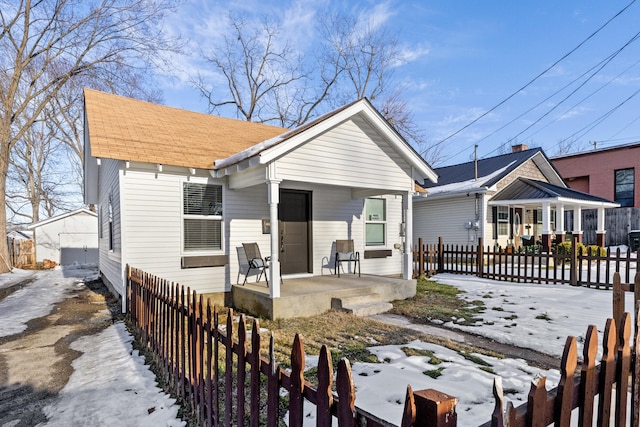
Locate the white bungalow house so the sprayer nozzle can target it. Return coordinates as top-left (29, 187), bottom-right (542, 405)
top-left (83, 89), bottom-right (437, 317)
top-left (413, 145), bottom-right (618, 251)
top-left (27, 208), bottom-right (98, 266)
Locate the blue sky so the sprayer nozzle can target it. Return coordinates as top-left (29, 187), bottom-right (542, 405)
top-left (160, 0), bottom-right (640, 166)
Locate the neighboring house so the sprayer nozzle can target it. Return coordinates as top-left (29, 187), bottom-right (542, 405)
top-left (413, 145), bottom-right (618, 251)
top-left (27, 208), bottom-right (98, 266)
top-left (7, 229), bottom-right (32, 241)
top-left (83, 89), bottom-right (437, 312)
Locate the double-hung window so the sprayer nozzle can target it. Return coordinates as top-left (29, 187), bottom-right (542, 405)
top-left (615, 168), bottom-right (634, 207)
top-left (183, 183), bottom-right (223, 251)
top-left (365, 198), bottom-right (386, 246)
top-left (497, 206), bottom-right (509, 236)
top-left (108, 195), bottom-right (114, 251)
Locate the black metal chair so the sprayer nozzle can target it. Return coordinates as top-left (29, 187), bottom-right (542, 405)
top-left (242, 242), bottom-right (270, 286)
top-left (334, 240), bottom-right (360, 277)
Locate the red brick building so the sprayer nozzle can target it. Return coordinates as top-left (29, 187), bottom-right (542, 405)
top-left (551, 142), bottom-right (640, 208)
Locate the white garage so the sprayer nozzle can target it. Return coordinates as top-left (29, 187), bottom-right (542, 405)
top-left (28, 208), bottom-right (98, 266)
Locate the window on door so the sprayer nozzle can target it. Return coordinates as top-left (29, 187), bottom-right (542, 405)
top-left (183, 183), bottom-right (223, 251)
top-left (365, 198), bottom-right (386, 246)
top-left (615, 168), bottom-right (634, 207)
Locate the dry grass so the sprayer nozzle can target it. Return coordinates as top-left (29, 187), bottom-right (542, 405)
top-left (391, 276), bottom-right (485, 325)
top-left (258, 310), bottom-right (428, 367)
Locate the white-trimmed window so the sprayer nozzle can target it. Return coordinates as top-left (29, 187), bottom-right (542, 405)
top-left (365, 198), bottom-right (386, 246)
top-left (183, 183), bottom-right (223, 251)
top-left (108, 194), bottom-right (114, 251)
top-left (497, 206), bottom-right (509, 236)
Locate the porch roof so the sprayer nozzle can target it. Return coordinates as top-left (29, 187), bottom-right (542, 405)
top-left (489, 178), bottom-right (619, 208)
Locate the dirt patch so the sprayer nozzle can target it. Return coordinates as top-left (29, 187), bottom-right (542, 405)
top-left (0, 275), bottom-right (121, 426)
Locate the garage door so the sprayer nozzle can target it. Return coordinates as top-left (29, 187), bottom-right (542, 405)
top-left (59, 233), bottom-right (99, 266)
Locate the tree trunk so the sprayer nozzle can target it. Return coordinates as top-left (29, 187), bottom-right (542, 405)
top-left (0, 140), bottom-right (14, 273)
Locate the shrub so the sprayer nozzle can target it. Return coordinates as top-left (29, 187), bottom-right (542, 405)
top-left (555, 241), bottom-right (601, 256)
top-left (585, 245), bottom-right (606, 256)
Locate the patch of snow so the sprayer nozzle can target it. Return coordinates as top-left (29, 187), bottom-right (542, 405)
top-left (41, 322), bottom-right (184, 426)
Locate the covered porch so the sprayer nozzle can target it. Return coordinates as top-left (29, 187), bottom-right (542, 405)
top-left (490, 178), bottom-right (619, 252)
top-left (232, 274), bottom-right (415, 319)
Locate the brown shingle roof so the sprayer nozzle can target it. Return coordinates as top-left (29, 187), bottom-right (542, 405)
top-left (84, 89), bottom-right (286, 169)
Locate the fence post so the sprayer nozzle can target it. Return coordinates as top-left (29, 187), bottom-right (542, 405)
top-left (613, 272), bottom-right (623, 337)
top-left (438, 237), bottom-right (444, 274)
top-left (418, 237), bottom-right (425, 277)
top-left (477, 238), bottom-right (483, 278)
top-left (413, 389), bottom-right (457, 427)
top-left (570, 234), bottom-right (578, 286)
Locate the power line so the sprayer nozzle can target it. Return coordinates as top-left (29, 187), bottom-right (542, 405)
top-left (430, 0), bottom-right (637, 150)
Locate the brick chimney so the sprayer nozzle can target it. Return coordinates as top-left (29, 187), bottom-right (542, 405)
top-left (512, 143), bottom-right (528, 153)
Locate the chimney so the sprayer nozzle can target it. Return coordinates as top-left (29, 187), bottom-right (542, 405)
top-left (512, 143), bottom-right (528, 153)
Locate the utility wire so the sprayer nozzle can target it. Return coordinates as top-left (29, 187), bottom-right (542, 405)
top-left (431, 0), bottom-right (637, 150)
top-left (557, 86), bottom-right (640, 144)
top-left (503, 31), bottom-right (640, 146)
top-left (520, 55), bottom-right (640, 149)
top-left (471, 37), bottom-right (640, 150)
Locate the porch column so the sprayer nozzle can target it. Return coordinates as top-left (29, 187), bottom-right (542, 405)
top-left (572, 206), bottom-right (583, 244)
top-left (555, 204), bottom-right (565, 243)
top-left (403, 191), bottom-right (413, 280)
top-left (596, 206), bottom-right (606, 247)
top-left (541, 202), bottom-right (552, 252)
top-left (268, 179), bottom-right (281, 298)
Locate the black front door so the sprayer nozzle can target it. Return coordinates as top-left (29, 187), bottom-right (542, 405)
top-left (279, 190), bottom-right (311, 275)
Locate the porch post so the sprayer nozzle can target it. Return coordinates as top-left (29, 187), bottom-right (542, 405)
top-left (403, 191), bottom-right (413, 280)
top-left (268, 179), bottom-right (281, 298)
top-left (541, 202), bottom-right (552, 252)
top-left (572, 206), bottom-right (583, 244)
top-left (555, 204), bottom-right (565, 243)
top-left (596, 206), bottom-right (606, 247)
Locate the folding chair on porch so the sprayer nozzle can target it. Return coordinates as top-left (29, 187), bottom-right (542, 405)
top-left (334, 240), bottom-right (360, 278)
top-left (242, 242), bottom-right (270, 286)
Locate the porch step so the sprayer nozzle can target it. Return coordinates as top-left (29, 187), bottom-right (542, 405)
top-left (331, 292), bottom-right (393, 316)
top-left (342, 301), bottom-right (393, 317)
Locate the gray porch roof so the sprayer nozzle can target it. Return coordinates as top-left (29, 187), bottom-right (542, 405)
top-left (489, 178), bottom-right (619, 208)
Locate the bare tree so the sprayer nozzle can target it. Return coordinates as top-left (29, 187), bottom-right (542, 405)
top-left (0, 0), bottom-right (177, 272)
top-left (194, 11), bottom-right (427, 142)
top-left (193, 15), bottom-right (309, 128)
top-left (7, 116), bottom-right (73, 226)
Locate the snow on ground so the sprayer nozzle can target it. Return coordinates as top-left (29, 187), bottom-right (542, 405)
top-left (41, 322), bottom-right (184, 427)
top-left (433, 273), bottom-right (636, 358)
top-left (0, 265), bottom-right (183, 427)
top-left (298, 272), bottom-right (633, 426)
top-left (0, 266), bottom-right (94, 337)
top-left (2, 266), bottom-right (632, 426)
top-left (0, 267), bottom-right (35, 289)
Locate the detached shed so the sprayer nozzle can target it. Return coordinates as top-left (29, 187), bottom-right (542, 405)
top-left (28, 208), bottom-right (98, 266)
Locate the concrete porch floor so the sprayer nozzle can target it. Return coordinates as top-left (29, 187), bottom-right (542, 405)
top-left (232, 274), bottom-right (416, 319)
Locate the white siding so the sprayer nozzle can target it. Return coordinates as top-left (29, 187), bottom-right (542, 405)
top-left (276, 116), bottom-right (413, 191)
top-left (97, 158), bottom-right (124, 296)
top-left (226, 185), bottom-right (271, 284)
top-left (121, 165), bottom-right (227, 294)
top-left (227, 183), bottom-right (406, 280)
top-left (413, 196), bottom-right (481, 246)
